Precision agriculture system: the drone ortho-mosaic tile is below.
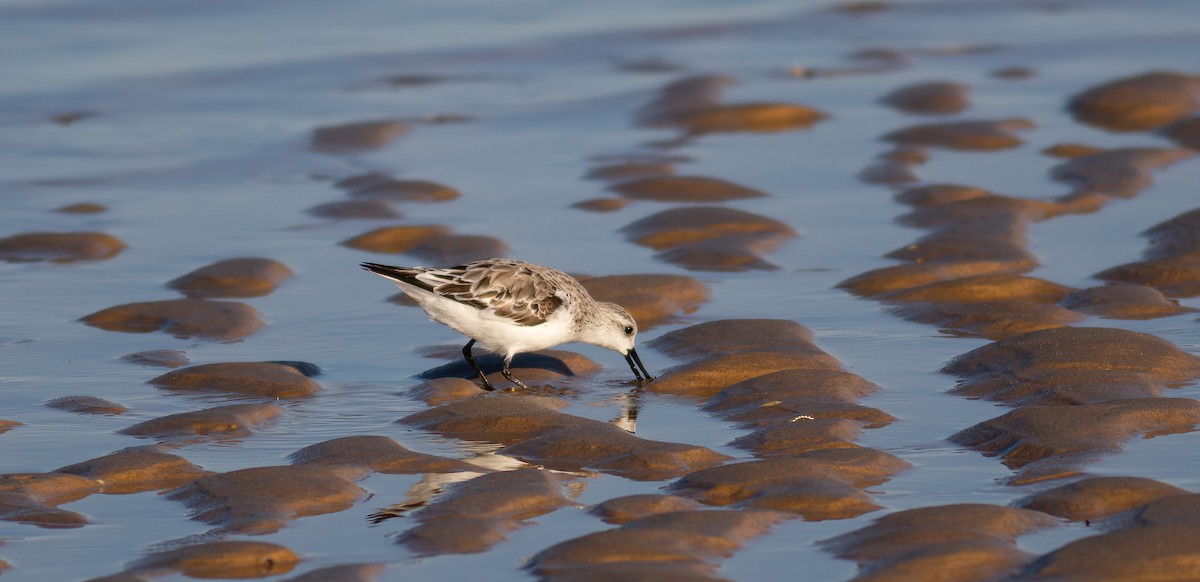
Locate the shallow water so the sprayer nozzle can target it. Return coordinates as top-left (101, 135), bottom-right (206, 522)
top-left (4, 0), bottom-right (1200, 579)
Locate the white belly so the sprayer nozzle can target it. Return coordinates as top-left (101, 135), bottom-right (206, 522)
top-left (398, 282), bottom-right (574, 358)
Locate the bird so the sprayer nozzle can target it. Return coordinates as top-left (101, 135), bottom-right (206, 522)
top-left (361, 259), bottom-right (654, 391)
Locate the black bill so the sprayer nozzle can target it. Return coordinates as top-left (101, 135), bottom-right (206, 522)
top-left (624, 348), bottom-right (654, 383)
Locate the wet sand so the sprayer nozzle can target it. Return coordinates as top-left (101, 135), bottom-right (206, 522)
top-left (3, 0), bottom-right (1200, 580)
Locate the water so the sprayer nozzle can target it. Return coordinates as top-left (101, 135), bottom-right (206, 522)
top-left (3, 0), bottom-right (1200, 579)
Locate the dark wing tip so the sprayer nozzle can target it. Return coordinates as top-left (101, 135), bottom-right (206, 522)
top-left (361, 262), bottom-right (415, 280)
top-left (360, 262), bottom-right (402, 276)
top-left (361, 262), bottom-right (438, 294)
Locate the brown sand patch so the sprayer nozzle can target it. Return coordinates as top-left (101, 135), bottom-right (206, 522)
top-left (585, 162), bottom-right (676, 182)
top-left (883, 118), bottom-right (1034, 150)
top-left (951, 398), bottom-right (1200, 481)
top-left (649, 351), bottom-right (840, 399)
top-left (45, 395), bottom-right (127, 415)
top-left (648, 320), bottom-right (870, 406)
top-left (336, 173), bottom-right (460, 203)
top-left (571, 197), bottom-right (631, 212)
top-left (1143, 207), bottom-right (1200, 259)
top-left (54, 202), bottom-right (107, 214)
top-left (1123, 493), bottom-right (1200, 528)
top-left (623, 207), bottom-right (794, 250)
top-left (944, 326), bottom-right (1200, 402)
top-left (655, 102), bottom-right (826, 134)
top-left (590, 494), bottom-right (705, 525)
top-left (531, 561), bottom-right (721, 582)
top-left (307, 199), bottom-right (402, 220)
top-left (885, 301), bottom-right (1083, 339)
top-left (578, 273), bottom-right (708, 328)
top-left (278, 561), bottom-right (381, 580)
top-left (344, 226), bottom-right (506, 264)
top-left (653, 235), bottom-right (789, 272)
top-left (119, 403), bottom-right (284, 439)
top-left (962, 369), bottom-right (1167, 407)
top-left (1041, 142), bottom-right (1104, 158)
top-left (81, 298), bottom-right (263, 341)
top-left (609, 175), bottom-right (766, 203)
top-left (648, 319), bottom-right (815, 359)
top-left (121, 349), bottom-right (190, 368)
top-left (668, 450), bottom-right (907, 519)
top-left (1093, 207), bottom-right (1200, 297)
top-left (1096, 257), bottom-right (1200, 298)
top-left (168, 464), bottom-right (370, 534)
top-left (894, 183), bottom-right (991, 205)
top-left (1016, 476), bottom-right (1189, 522)
top-left (148, 361), bottom-right (321, 398)
top-left (879, 147), bottom-right (929, 165)
top-left (879, 274), bottom-right (1074, 304)
top-left (289, 435), bottom-right (481, 474)
top-left (49, 110), bottom-right (99, 125)
top-left (1068, 71), bottom-right (1200, 131)
top-left (839, 261), bottom-right (1033, 297)
top-left (311, 119), bottom-right (407, 152)
top-left (887, 213), bottom-right (1034, 264)
top-left (408, 378), bottom-right (487, 406)
top-left (646, 319), bottom-right (843, 398)
top-left (55, 446), bottom-right (213, 494)
top-left (823, 504), bottom-right (1056, 581)
top-left (859, 147), bottom-right (928, 185)
top-left (340, 225), bottom-right (449, 253)
top-left (280, 563), bottom-right (386, 582)
top-left (398, 469), bottom-right (573, 556)
top-left (166, 257), bottom-right (294, 298)
top-left (830, 1), bottom-right (890, 15)
top-left (724, 402), bottom-right (896, 432)
top-left (843, 180), bottom-right (1051, 304)
top-left (858, 158), bottom-right (920, 185)
top-left (121, 540), bottom-right (299, 579)
top-left (637, 75), bottom-right (824, 134)
top-left (622, 206), bottom-right (796, 271)
top-left (1160, 116), bottom-right (1200, 149)
top-left (730, 418), bottom-right (866, 457)
top-left (1051, 147), bottom-right (1194, 198)
top-left (0, 232), bottom-right (126, 262)
top-left (0, 472), bottom-right (102, 528)
top-left (615, 56), bottom-right (686, 74)
top-left (1019, 523), bottom-right (1200, 580)
top-left (407, 233), bottom-right (509, 265)
top-left (1059, 283), bottom-right (1195, 319)
top-left (992, 66), bottom-right (1036, 80)
top-left (529, 510), bottom-right (788, 579)
top-left (702, 369), bottom-right (885, 424)
top-left (897, 195), bottom-right (1061, 228)
top-left (402, 395), bottom-right (729, 480)
top-left (879, 81), bottom-right (969, 115)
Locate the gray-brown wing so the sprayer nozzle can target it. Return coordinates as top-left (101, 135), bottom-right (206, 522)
top-left (418, 260), bottom-right (566, 326)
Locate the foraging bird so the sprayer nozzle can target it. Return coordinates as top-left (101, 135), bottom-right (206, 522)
top-left (361, 259), bottom-right (654, 391)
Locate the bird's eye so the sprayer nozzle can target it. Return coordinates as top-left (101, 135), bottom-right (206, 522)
top-left (623, 325), bottom-right (634, 336)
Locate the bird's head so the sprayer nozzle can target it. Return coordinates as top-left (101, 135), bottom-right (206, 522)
top-left (590, 302), bottom-right (653, 384)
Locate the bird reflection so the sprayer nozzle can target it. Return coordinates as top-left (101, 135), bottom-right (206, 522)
top-left (368, 443), bottom-right (525, 524)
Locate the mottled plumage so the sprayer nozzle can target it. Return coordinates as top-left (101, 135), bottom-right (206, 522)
top-left (361, 259), bottom-right (653, 390)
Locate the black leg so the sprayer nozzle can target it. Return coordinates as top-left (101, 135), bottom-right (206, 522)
top-left (462, 339), bottom-right (495, 391)
top-left (500, 357), bottom-right (529, 389)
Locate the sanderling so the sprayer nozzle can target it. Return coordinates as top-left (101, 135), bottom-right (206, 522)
top-left (361, 259), bottom-right (654, 391)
